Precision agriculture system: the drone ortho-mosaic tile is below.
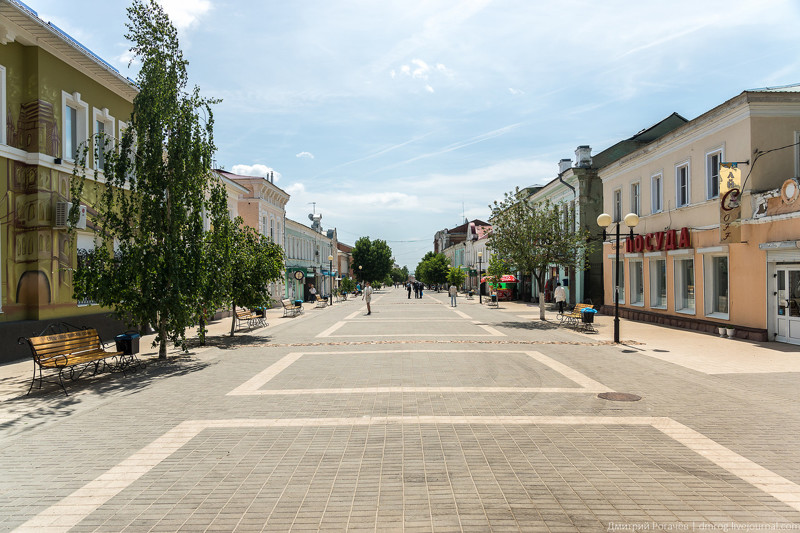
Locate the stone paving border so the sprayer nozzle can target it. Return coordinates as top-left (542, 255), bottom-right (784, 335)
top-left (225, 349), bottom-right (611, 396)
top-left (16, 416), bottom-right (800, 532)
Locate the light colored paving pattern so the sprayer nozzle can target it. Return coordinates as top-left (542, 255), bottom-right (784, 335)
top-left (317, 321), bottom-right (505, 337)
top-left (15, 416), bottom-right (800, 532)
top-left (226, 349), bottom-right (610, 396)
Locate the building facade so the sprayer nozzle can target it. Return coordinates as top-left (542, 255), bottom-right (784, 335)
top-left (284, 216), bottom-right (335, 302)
top-left (0, 1), bottom-right (138, 361)
top-left (598, 86), bottom-right (800, 343)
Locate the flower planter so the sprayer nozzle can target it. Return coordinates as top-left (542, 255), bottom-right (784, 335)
top-left (726, 328), bottom-right (735, 338)
top-left (718, 327), bottom-right (726, 337)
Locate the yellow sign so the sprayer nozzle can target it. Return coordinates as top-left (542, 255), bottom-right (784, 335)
top-left (719, 163), bottom-right (741, 243)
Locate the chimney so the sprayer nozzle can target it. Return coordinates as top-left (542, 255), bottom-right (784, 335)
top-left (575, 146), bottom-right (592, 168)
top-left (558, 158), bottom-right (572, 174)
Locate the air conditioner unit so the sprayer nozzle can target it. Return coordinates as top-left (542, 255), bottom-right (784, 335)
top-left (55, 202), bottom-right (87, 229)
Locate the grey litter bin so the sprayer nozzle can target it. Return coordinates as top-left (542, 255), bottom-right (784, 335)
top-left (115, 332), bottom-right (141, 355)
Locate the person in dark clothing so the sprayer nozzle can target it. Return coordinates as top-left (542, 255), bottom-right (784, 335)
top-left (407, 282), bottom-right (412, 299)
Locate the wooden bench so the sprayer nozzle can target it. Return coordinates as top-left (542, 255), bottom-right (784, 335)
top-left (19, 328), bottom-right (126, 396)
top-left (234, 308), bottom-right (267, 330)
top-left (281, 298), bottom-right (303, 317)
top-left (315, 295), bottom-right (328, 308)
top-left (558, 303), bottom-right (596, 332)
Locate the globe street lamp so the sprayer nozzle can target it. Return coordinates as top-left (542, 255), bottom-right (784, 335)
top-left (597, 212), bottom-right (639, 343)
top-left (328, 254), bottom-right (334, 305)
top-left (477, 251), bottom-right (483, 304)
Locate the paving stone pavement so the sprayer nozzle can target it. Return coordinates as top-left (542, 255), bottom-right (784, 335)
top-left (1, 288), bottom-right (800, 532)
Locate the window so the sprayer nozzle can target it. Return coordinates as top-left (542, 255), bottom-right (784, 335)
top-left (674, 258), bottom-right (695, 313)
top-left (611, 258), bottom-right (625, 304)
top-left (630, 260), bottom-right (644, 306)
top-left (93, 108), bottom-right (114, 172)
top-left (704, 254), bottom-right (729, 317)
top-left (613, 188), bottom-right (622, 222)
top-left (62, 92), bottom-right (88, 161)
top-left (651, 173), bottom-right (663, 213)
top-left (270, 218), bottom-right (275, 240)
top-left (630, 182), bottom-right (640, 216)
top-left (706, 149), bottom-right (722, 200)
top-left (649, 258), bottom-right (667, 309)
top-left (676, 161), bottom-right (690, 207)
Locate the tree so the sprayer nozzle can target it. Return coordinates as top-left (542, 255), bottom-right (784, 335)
top-left (339, 277), bottom-right (356, 295)
top-left (390, 265), bottom-right (409, 284)
top-left (70, 0), bottom-right (220, 357)
top-left (447, 266), bottom-right (466, 288)
top-left (351, 237), bottom-right (393, 283)
top-left (416, 252), bottom-right (449, 289)
top-left (488, 188), bottom-right (593, 320)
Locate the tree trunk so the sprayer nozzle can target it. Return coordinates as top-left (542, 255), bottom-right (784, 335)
top-left (230, 303), bottom-right (236, 337)
top-left (539, 292), bottom-right (546, 320)
top-left (158, 318), bottom-right (167, 359)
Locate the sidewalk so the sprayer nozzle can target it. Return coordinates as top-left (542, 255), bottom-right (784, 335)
top-left (480, 298), bottom-right (800, 375)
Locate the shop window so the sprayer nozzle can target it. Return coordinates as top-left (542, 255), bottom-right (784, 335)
top-left (649, 258), bottom-right (667, 309)
top-left (630, 260), bottom-right (644, 306)
top-left (703, 254), bottom-right (729, 318)
top-left (62, 91), bottom-right (89, 161)
top-left (611, 259), bottom-right (625, 304)
top-left (674, 257), bottom-right (695, 313)
top-left (651, 173), bottom-right (663, 213)
top-left (706, 148), bottom-right (722, 200)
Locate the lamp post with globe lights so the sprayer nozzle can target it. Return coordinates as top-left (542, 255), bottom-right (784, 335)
top-left (328, 254), bottom-right (334, 305)
top-left (597, 212), bottom-right (639, 343)
top-left (477, 251), bottom-right (483, 304)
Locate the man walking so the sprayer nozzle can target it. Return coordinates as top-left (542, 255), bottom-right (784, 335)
top-left (449, 284), bottom-right (458, 307)
top-left (407, 282), bottom-right (412, 299)
top-left (363, 281), bottom-right (374, 315)
top-left (554, 281), bottom-right (566, 315)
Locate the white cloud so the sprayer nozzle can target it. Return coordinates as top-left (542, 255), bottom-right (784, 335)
top-left (296, 151), bottom-right (315, 159)
top-left (157, 0), bottom-right (212, 30)
top-left (425, 85), bottom-right (434, 93)
top-left (508, 88), bottom-right (524, 96)
top-left (286, 183), bottom-right (306, 195)
top-left (231, 164), bottom-right (281, 181)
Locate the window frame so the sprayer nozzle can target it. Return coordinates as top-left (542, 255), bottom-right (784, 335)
top-left (649, 257), bottom-right (667, 310)
top-left (675, 160), bottom-right (690, 208)
top-left (629, 258), bottom-right (644, 306)
top-left (613, 188), bottom-right (622, 223)
top-left (651, 172), bottom-right (663, 214)
top-left (673, 255), bottom-right (695, 314)
top-left (0, 64), bottom-right (6, 146)
top-left (630, 181), bottom-right (640, 216)
top-left (92, 107), bottom-right (115, 173)
top-left (62, 91), bottom-right (89, 162)
top-left (705, 147), bottom-right (723, 200)
top-left (703, 251), bottom-right (730, 319)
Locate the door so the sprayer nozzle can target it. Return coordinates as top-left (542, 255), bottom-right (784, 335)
top-left (775, 266), bottom-right (800, 345)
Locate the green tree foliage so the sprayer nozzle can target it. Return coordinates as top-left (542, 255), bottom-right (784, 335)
top-left (416, 252), bottom-right (449, 289)
top-left (447, 266), bottom-right (466, 288)
top-left (339, 277), bottom-right (356, 295)
top-left (485, 254), bottom-right (514, 287)
top-left (488, 188), bottom-right (593, 319)
top-left (351, 237), bottom-right (393, 283)
top-left (390, 265), bottom-right (409, 284)
top-left (71, 0), bottom-right (221, 357)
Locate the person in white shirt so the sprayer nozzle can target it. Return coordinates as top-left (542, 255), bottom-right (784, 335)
top-left (554, 282), bottom-right (566, 314)
top-left (363, 281), bottom-right (374, 315)
top-left (448, 284), bottom-right (458, 307)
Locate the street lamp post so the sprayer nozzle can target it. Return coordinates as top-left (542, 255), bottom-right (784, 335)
top-left (477, 251), bottom-right (483, 304)
top-left (328, 254), bottom-right (334, 305)
top-left (597, 212), bottom-right (639, 343)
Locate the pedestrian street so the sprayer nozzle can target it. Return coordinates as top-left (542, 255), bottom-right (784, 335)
top-left (2, 288), bottom-right (800, 532)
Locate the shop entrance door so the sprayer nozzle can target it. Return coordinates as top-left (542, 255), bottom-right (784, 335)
top-left (775, 266), bottom-right (800, 345)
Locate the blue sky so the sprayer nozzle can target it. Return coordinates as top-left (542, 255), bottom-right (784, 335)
top-left (29, 0), bottom-right (800, 268)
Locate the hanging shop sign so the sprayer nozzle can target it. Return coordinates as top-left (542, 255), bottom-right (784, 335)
top-left (720, 163), bottom-right (742, 244)
top-left (625, 227), bottom-right (691, 253)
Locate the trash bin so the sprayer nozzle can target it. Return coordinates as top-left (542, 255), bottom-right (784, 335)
top-left (581, 308), bottom-right (597, 323)
top-left (115, 332), bottom-right (141, 355)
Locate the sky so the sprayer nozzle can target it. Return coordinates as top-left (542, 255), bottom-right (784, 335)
top-left (25, 0), bottom-right (800, 268)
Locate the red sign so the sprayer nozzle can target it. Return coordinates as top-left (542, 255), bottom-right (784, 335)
top-left (625, 227), bottom-right (691, 253)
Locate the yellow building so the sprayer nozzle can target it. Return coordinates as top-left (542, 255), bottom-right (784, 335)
top-left (0, 1), bottom-right (137, 361)
top-left (598, 85), bottom-right (800, 344)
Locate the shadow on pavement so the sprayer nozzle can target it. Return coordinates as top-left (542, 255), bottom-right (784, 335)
top-left (493, 320), bottom-right (561, 331)
top-left (185, 333), bottom-right (273, 350)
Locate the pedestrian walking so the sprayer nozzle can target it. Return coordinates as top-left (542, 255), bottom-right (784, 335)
top-left (407, 282), bottom-right (412, 299)
top-left (554, 282), bottom-right (566, 315)
top-left (414, 282), bottom-right (419, 299)
top-left (449, 284), bottom-right (458, 307)
top-left (363, 281), bottom-right (373, 315)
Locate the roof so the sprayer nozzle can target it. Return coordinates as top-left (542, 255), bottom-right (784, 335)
top-left (591, 112), bottom-right (688, 168)
top-left (747, 82), bottom-right (800, 93)
top-left (1, 0), bottom-right (138, 101)
top-left (214, 169), bottom-right (289, 197)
